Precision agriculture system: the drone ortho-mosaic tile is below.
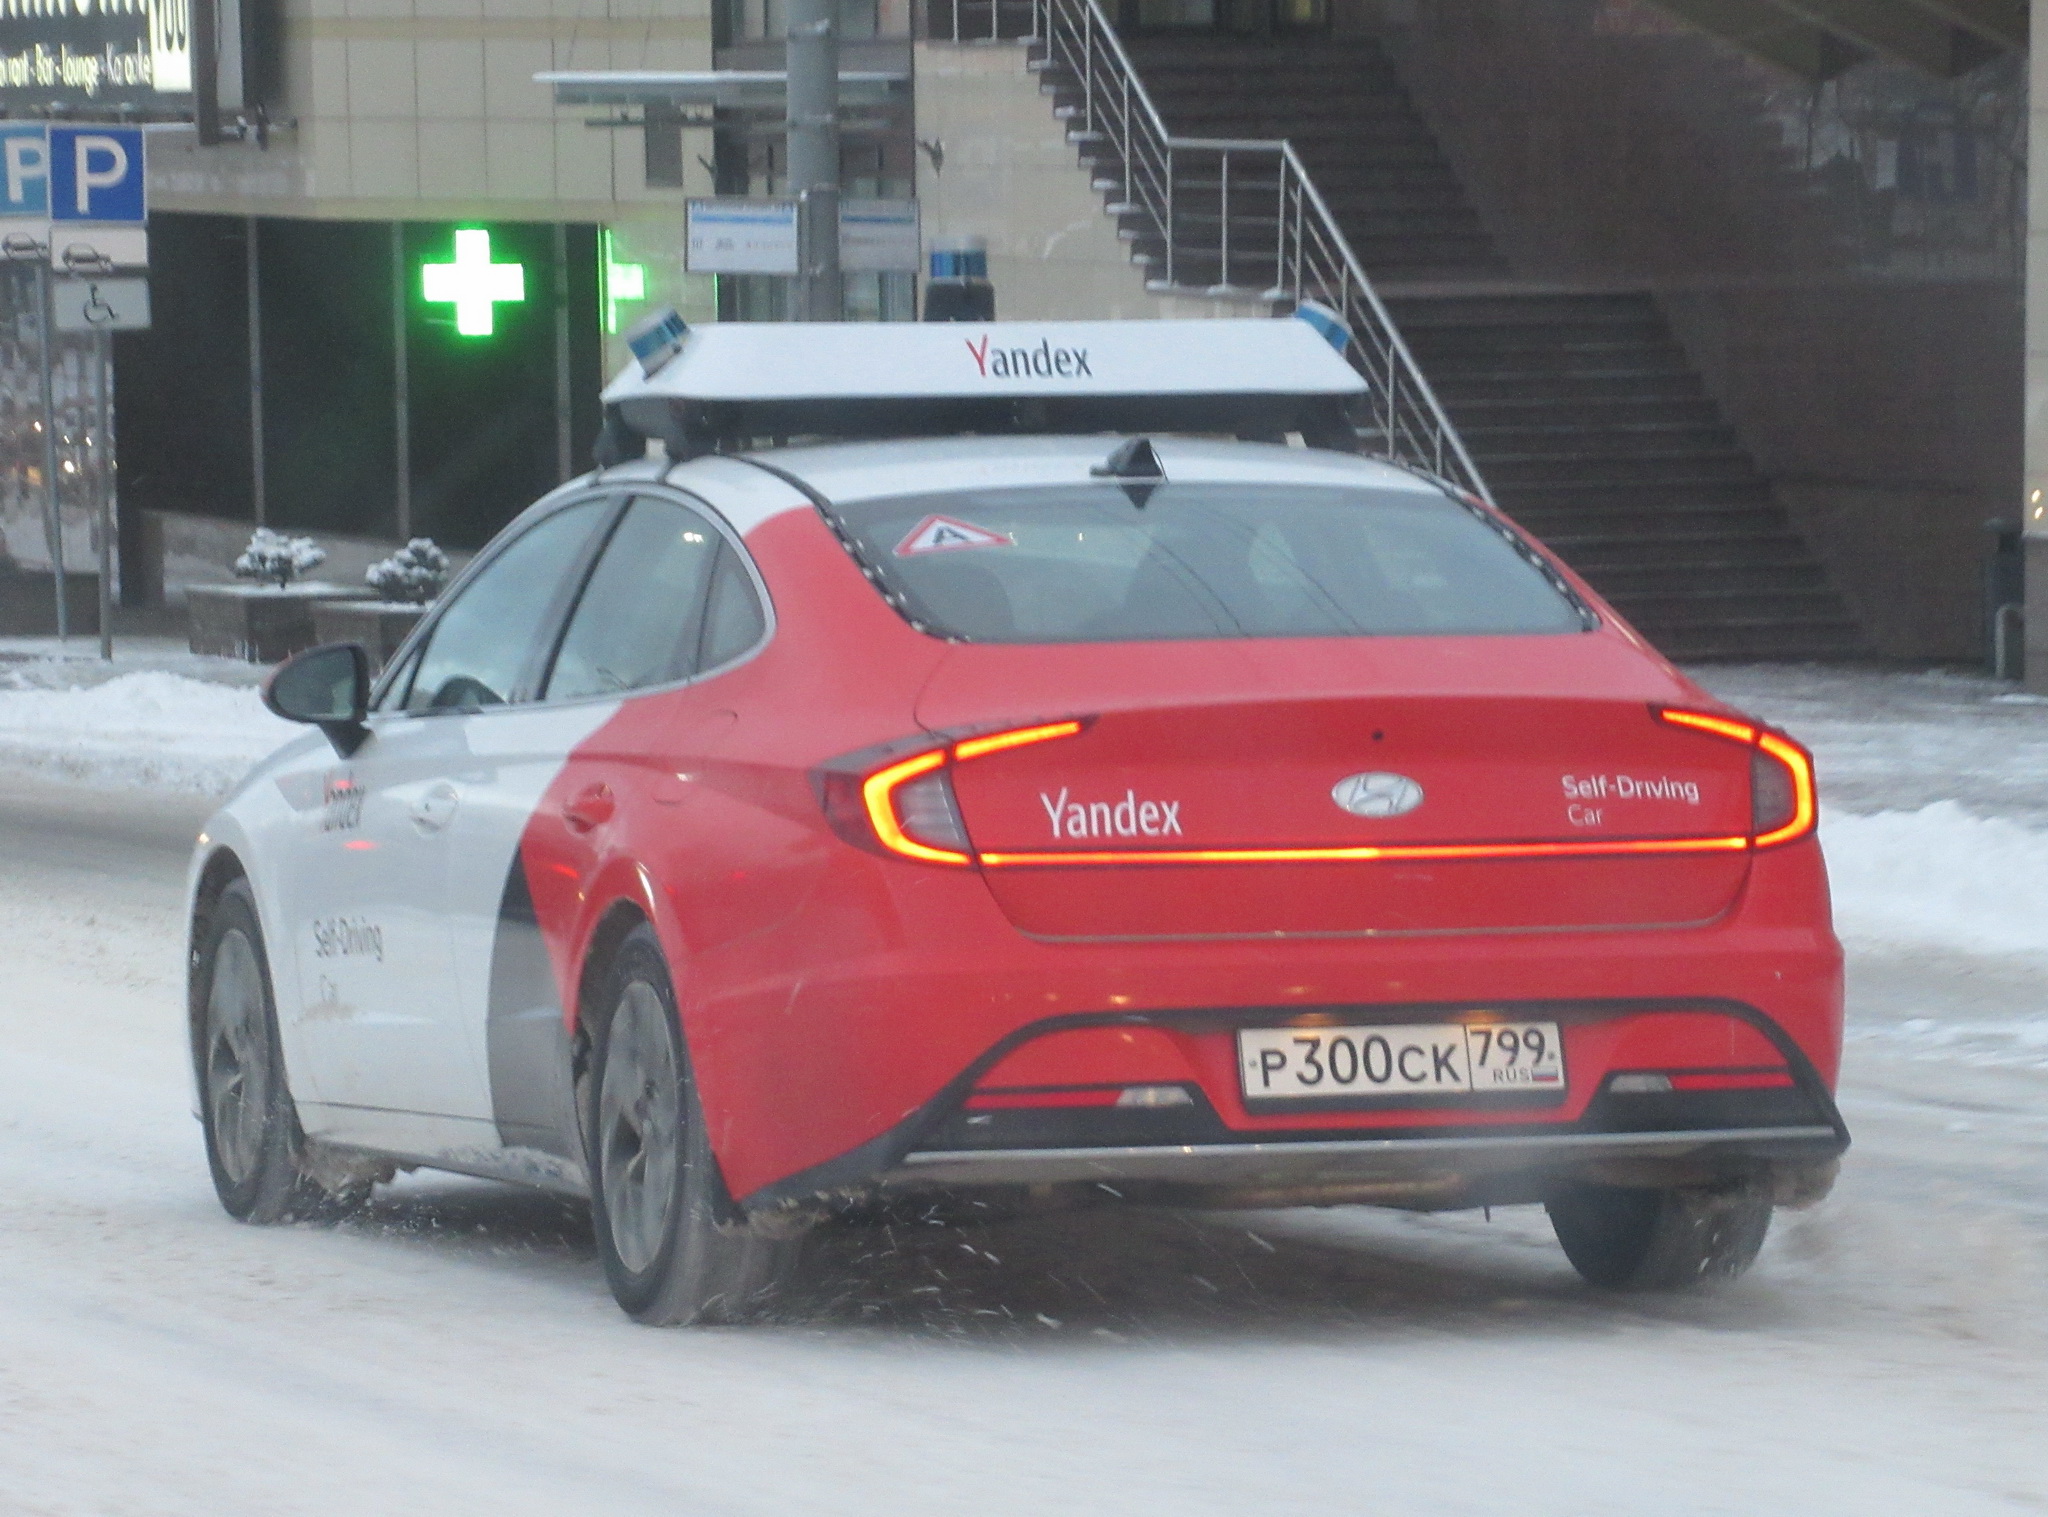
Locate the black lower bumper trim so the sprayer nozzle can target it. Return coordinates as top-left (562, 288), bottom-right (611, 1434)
top-left (881, 1126), bottom-right (1845, 1191)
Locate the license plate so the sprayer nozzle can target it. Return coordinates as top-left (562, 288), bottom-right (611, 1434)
top-left (1237, 1021), bottom-right (1566, 1103)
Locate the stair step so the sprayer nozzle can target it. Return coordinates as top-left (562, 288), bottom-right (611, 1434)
top-left (1519, 515), bottom-right (1793, 546)
top-left (1547, 529), bottom-right (1814, 554)
top-left (1501, 488), bottom-right (1782, 520)
top-left (1386, 294), bottom-right (1664, 327)
top-left (1640, 624), bottom-right (1868, 661)
top-left (1576, 563), bottom-right (1830, 594)
top-left (1483, 454), bottom-right (1765, 488)
top-left (1462, 424), bottom-right (1739, 458)
top-left (1447, 396), bottom-right (1723, 428)
top-left (1413, 352), bottom-right (1701, 381)
top-left (1605, 585), bottom-right (1867, 622)
top-left (1400, 322), bottom-right (1680, 355)
top-left (1433, 372), bottom-right (1709, 404)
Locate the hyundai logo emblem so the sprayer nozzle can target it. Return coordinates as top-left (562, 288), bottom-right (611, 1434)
top-left (1331, 772), bottom-right (1425, 819)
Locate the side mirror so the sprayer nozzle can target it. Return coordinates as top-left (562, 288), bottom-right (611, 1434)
top-left (263, 642), bottom-right (372, 757)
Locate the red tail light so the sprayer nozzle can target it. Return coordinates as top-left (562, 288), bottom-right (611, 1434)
top-left (1656, 708), bottom-right (1816, 848)
top-left (816, 720), bottom-right (1087, 866)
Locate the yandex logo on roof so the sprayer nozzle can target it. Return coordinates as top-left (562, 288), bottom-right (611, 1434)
top-left (965, 333), bottom-right (1093, 379)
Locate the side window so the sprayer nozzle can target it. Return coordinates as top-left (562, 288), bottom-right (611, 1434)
top-left (372, 640), bottom-right (425, 713)
top-left (542, 497), bottom-right (728, 701)
top-left (699, 544), bottom-right (768, 670)
top-left (402, 498), bottom-right (612, 714)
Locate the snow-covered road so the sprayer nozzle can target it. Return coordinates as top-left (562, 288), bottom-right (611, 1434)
top-left (0, 769), bottom-right (2043, 1514)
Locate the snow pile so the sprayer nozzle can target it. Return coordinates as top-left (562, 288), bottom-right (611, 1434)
top-left (1854, 1013), bottom-right (2048, 1070)
top-left (1822, 802), bottom-right (2048, 960)
top-left (0, 670), bottom-right (298, 795)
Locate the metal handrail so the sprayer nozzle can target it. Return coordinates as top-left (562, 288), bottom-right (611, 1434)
top-left (999, 0), bottom-right (1488, 499)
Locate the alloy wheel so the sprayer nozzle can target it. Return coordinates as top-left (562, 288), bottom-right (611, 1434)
top-left (598, 982), bottom-right (682, 1275)
top-left (204, 928), bottom-right (271, 1188)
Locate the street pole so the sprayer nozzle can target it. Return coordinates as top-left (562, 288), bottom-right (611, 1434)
top-left (36, 259), bottom-right (66, 643)
top-left (248, 217), bottom-right (266, 526)
top-left (96, 327), bottom-right (112, 661)
top-left (553, 223), bottom-right (572, 481)
top-left (785, 0), bottom-right (841, 322)
top-left (391, 221), bottom-right (411, 539)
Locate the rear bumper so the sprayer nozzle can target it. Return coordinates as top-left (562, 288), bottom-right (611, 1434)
top-left (883, 1124), bottom-right (1844, 1207)
top-left (740, 996), bottom-right (1850, 1215)
top-left (697, 838), bottom-right (1843, 1208)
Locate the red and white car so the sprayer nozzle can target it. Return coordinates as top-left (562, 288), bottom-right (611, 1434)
top-left (188, 315), bottom-right (1846, 1324)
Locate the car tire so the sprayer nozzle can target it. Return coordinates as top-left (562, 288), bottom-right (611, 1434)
top-left (587, 925), bottom-right (805, 1326)
top-left (1546, 1181), bottom-right (1773, 1291)
top-left (194, 878), bottom-right (335, 1224)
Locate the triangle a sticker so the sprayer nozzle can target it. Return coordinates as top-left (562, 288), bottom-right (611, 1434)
top-left (894, 515), bottom-right (1013, 556)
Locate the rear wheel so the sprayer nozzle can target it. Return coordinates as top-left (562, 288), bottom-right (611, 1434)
top-left (1546, 1181), bottom-right (1773, 1290)
top-left (588, 926), bottom-right (805, 1325)
top-left (195, 879), bottom-right (335, 1223)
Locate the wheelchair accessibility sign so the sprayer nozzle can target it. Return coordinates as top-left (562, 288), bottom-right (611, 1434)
top-left (52, 276), bottom-right (150, 332)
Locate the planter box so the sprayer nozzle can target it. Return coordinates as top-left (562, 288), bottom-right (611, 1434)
top-left (186, 584), bottom-right (371, 664)
top-left (0, 567), bottom-right (101, 636)
top-left (311, 600), bottom-right (429, 669)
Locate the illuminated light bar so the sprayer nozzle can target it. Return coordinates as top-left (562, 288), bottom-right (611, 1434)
top-left (858, 719), bottom-right (1087, 866)
top-left (1655, 708), bottom-right (1755, 745)
top-left (1657, 707), bottom-right (1818, 849)
top-left (953, 719), bottom-right (1086, 762)
top-left (861, 748), bottom-right (970, 866)
top-left (976, 835), bottom-right (1751, 868)
top-left (1753, 730), bottom-right (1819, 848)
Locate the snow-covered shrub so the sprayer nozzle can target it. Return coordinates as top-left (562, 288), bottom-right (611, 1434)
top-left (366, 538), bottom-right (451, 604)
top-left (233, 528), bottom-right (327, 589)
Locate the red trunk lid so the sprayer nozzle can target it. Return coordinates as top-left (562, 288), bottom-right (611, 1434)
top-left (918, 637), bottom-right (1753, 939)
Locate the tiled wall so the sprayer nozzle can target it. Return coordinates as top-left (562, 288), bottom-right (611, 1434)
top-left (148, 0), bottom-right (718, 220)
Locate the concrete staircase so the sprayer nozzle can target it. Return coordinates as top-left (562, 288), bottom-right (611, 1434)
top-left (1385, 292), bottom-right (1863, 659)
top-left (1075, 34), bottom-right (1864, 661)
top-left (1123, 35), bottom-right (1505, 284)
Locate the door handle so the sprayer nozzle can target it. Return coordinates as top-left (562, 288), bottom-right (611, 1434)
top-left (563, 782), bottom-right (615, 833)
top-left (410, 782), bottom-right (460, 834)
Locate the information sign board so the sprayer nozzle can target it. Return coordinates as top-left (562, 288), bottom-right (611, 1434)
top-left (686, 196), bottom-right (920, 277)
top-left (686, 198), bottom-right (799, 276)
top-left (840, 199), bottom-right (919, 274)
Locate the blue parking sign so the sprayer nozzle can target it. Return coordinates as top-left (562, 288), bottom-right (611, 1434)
top-left (0, 124), bottom-right (49, 219)
top-left (49, 127), bottom-right (145, 223)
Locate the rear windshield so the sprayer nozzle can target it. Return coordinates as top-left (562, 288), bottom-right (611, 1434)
top-left (830, 481), bottom-right (1591, 642)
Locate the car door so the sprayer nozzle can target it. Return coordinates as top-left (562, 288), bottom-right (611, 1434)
top-left (279, 494), bottom-right (619, 1149)
top-left (431, 492), bottom-right (767, 1161)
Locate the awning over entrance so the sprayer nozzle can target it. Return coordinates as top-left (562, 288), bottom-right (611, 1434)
top-left (536, 70), bottom-right (910, 111)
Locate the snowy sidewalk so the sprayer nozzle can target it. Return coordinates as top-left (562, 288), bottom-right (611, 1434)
top-left (0, 640), bottom-right (292, 796)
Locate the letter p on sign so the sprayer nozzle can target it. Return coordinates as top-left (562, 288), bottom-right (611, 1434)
top-left (1, 126), bottom-right (47, 214)
top-left (49, 127), bottom-right (144, 223)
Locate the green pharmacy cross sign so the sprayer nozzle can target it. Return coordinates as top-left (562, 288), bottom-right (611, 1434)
top-left (422, 228), bottom-right (527, 337)
top-left (601, 228), bottom-right (646, 335)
